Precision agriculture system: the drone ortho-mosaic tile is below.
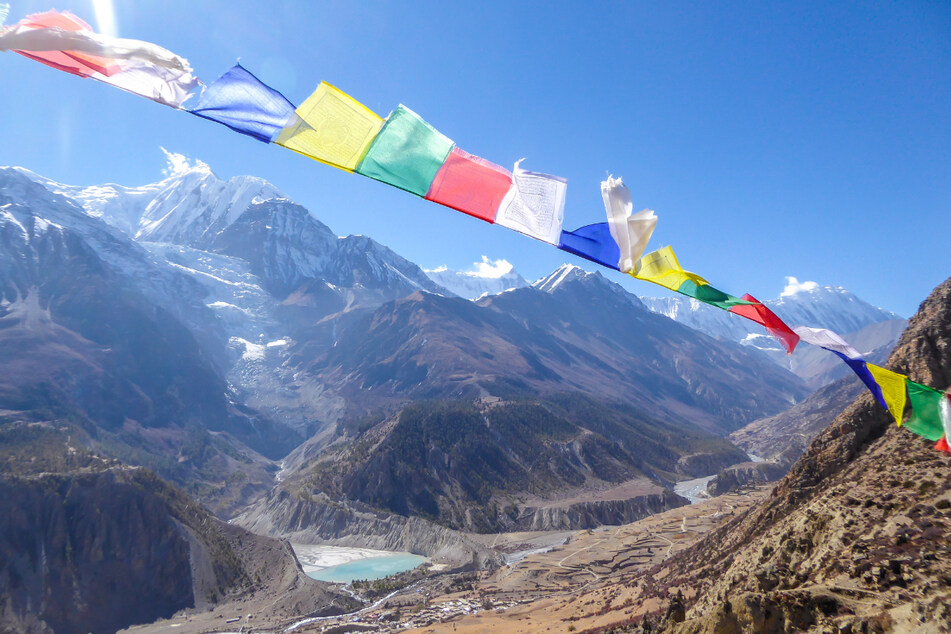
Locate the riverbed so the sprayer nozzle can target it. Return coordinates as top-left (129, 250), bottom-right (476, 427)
top-left (673, 475), bottom-right (717, 504)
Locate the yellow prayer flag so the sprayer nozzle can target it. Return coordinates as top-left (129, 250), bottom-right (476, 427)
top-left (275, 82), bottom-right (383, 172)
top-left (867, 364), bottom-right (908, 426)
top-left (629, 246), bottom-right (708, 292)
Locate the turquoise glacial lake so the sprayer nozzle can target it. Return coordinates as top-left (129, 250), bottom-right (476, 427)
top-left (305, 553), bottom-right (427, 583)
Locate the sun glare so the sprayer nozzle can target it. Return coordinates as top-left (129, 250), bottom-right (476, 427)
top-left (91, 0), bottom-right (117, 37)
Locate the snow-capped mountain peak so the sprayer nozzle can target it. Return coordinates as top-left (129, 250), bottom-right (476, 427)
top-left (135, 162), bottom-right (285, 246)
top-left (532, 264), bottom-right (593, 293)
top-left (767, 278), bottom-right (901, 335)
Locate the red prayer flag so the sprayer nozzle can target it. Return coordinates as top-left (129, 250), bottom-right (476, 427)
top-left (729, 293), bottom-right (800, 354)
top-left (425, 147), bottom-right (512, 223)
top-left (12, 11), bottom-right (123, 78)
top-left (935, 436), bottom-right (951, 454)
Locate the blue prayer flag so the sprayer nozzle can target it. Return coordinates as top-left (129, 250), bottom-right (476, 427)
top-left (189, 63), bottom-right (295, 143)
top-left (558, 223), bottom-right (620, 270)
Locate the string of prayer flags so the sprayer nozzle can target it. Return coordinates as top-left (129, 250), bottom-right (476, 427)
top-left (189, 63), bottom-right (295, 143)
top-left (558, 223), bottom-right (621, 270)
top-left (276, 82), bottom-right (383, 172)
top-left (0, 10), bottom-right (197, 107)
top-left (905, 382), bottom-right (947, 442)
top-left (602, 176), bottom-right (656, 273)
top-left (937, 394), bottom-right (951, 453)
top-left (729, 295), bottom-right (800, 354)
top-left (631, 247), bottom-right (751, 310)
top-left (356, 104), bottom-right (454, 195)
top-left (494, 160), bottom-right (568, 245)
top-left (793, 326), bottom-right (886, 408)
top-left (425, 148), bottom-right (512, 222)
top-left (867, 364), bottom-right (908, 426)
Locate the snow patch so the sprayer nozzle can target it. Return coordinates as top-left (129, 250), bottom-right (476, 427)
top-left (230, 337), bottom-right (266, 361)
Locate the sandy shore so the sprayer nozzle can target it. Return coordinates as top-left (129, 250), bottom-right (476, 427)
top-left (291, 543), bottom-right (409, 574)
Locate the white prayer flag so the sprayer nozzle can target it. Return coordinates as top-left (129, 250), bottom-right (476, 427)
top-left (494, 160), bottom-right (566, 245)
top-left (0, 24), bottom-right (191, 71)
top-left (0, 12), bottom-right (198, 108)
top-left (792, 325), bottom-right (862, 359)
top-left (601, 175), bottom-right (656, 273)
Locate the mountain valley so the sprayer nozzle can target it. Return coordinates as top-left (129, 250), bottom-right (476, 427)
top-left (0, 158), bottom-right (939, 633)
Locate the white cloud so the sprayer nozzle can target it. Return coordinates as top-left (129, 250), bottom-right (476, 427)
top-left (465, 256), bottom-right (513, 279)
top-left (424, 257), bottom-right (515, 279)
top-left (781, 276), bottom-right (819, 297)
top-left (160, 147), bottom-right (205, 177)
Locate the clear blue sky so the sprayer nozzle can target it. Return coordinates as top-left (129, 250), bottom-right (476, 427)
top-left (1, 1), bottom-right (948, 317)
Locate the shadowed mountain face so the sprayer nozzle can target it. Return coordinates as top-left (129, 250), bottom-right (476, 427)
top-left (267, 393), bottom-right (748, 533)
top-left (632, 277), bottom-right (951, 632)
top-left (307, 268), bottom-right (810, 435)
top-left (0, 446), bottom-right (352, 634)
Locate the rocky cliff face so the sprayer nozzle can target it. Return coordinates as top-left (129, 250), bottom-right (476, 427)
top-left (639, 277), bottom-right (951, 632)
top-left (520, 490), bottom-right (688, 531)
top-left (234, 491), bottom-right (503, 570)
top-left (0, 466), bottom-right (349, 634)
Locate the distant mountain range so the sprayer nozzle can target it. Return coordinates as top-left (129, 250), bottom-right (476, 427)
top-left (643, 278), bottom-right (906, 387)
top-left (424, 257), bottom-right (528, 299)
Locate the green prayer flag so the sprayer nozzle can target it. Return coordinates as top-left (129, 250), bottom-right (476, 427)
top-left (356, 104), bottom-right (454, 196)
top-left (905, 381), bottom-right (946, 441)
top-left (677, 279), bottom-right (754, 310)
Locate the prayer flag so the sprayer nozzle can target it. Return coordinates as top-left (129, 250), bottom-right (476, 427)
top-left (189, 63), bottom-right (295, 143)
top-left (0, 10), bottom-right (197, 107)
top-left (905, 381), bottom-right (946, 442)
top-left (356, 104), bottom-right (453, 195)
top-left (793, 325), bottom-right (886, 408)
top-left (937, 394), bottom-right (951, 453)
top-left (631, 246), bottom-right (752, 310)
top-left (494, 160), bottom-right (567, 245)
top-left (729, 294), bottom-right (799, 354)
top-left (602, 176), bottom-right (656, 273)
top-left (631, 246), bottom-right (704, 292)
top-left (558, 223), bottom-right (621, 270)
top-left (425, 147), bottom-right (512, 222)
top-left (867, 364), bottom-right (908, 426)
top-left (276, 82), bottom-right (383, 172)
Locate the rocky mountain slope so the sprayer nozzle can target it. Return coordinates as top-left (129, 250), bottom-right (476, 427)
top-left (0, 169), bottom-right (302, 514)
top-left (628, 276), bottom-right (951, 633)
top-left (252, 393), bottom-right (747, 535)
top-left (0, 440), bottom-right (351, 634)
top-left (306, 266), bottom-right (809, 436)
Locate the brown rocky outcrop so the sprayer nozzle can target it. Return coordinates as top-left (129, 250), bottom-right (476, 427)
top-left (0, 467), bottom-right (350, 634)
top-left (645, 277), bottom-right (951, 632)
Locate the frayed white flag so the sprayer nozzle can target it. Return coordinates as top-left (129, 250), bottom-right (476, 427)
top-left (601, 176), bottom-right (656, 273)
